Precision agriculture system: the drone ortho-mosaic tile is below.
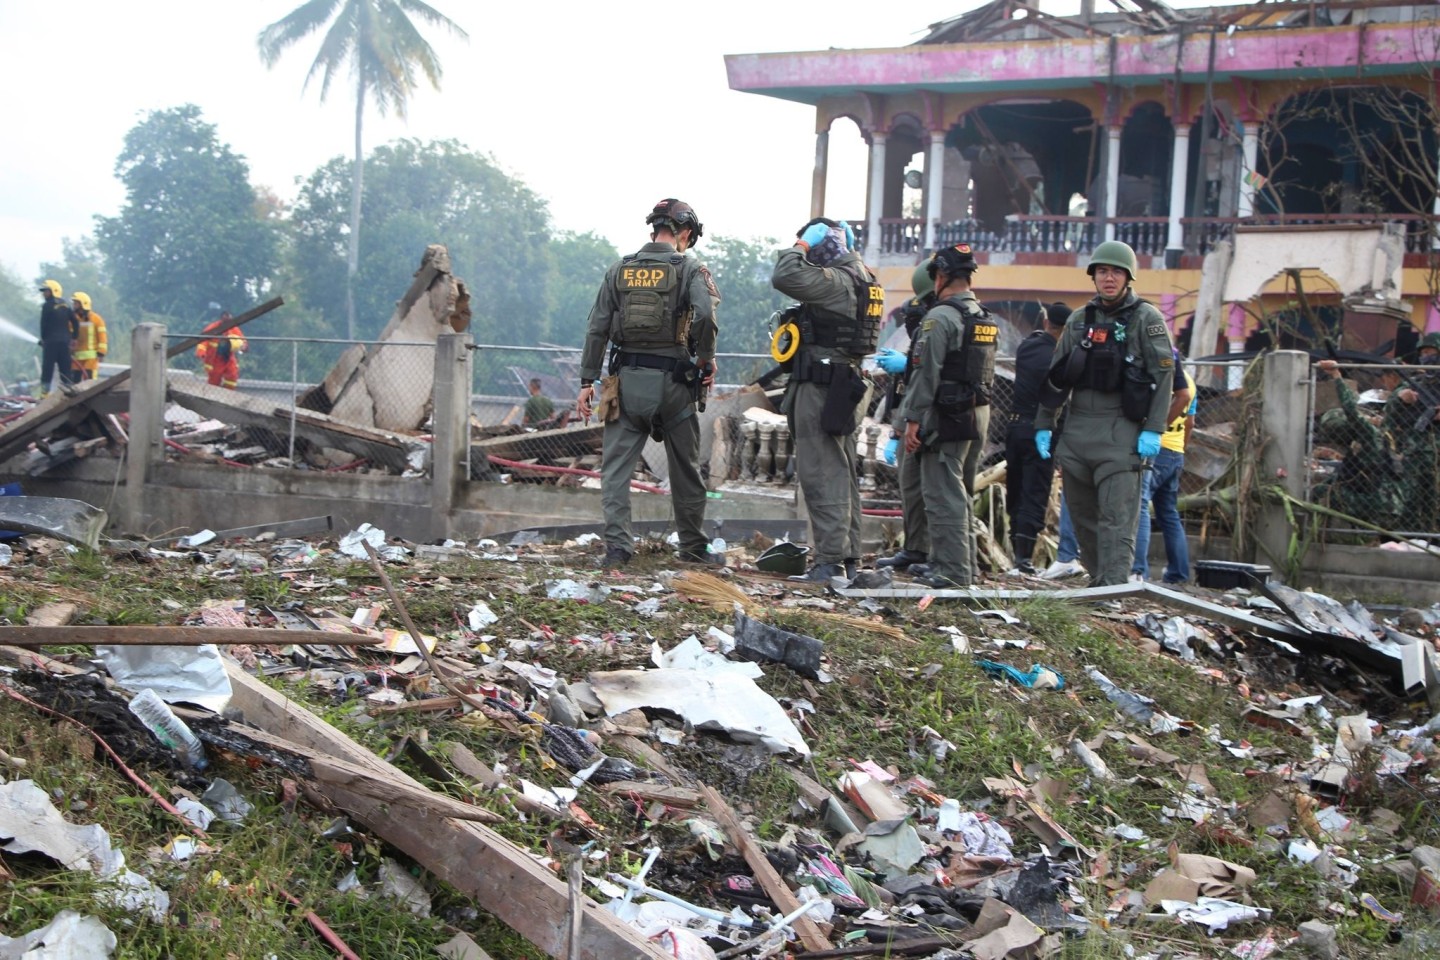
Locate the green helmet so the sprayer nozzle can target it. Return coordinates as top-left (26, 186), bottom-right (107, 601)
top-left (1087, 240), bottom-right (1138, 280)
top-left (1419, 332), bottom-right (1440, 352)
top-left (912, 259), bottom-right (934, 298)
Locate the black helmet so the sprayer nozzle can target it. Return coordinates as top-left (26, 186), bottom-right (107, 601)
top-left (927, 242), bottom-right (978, 281)
top-left (646, 198), bottom-right (703, 247)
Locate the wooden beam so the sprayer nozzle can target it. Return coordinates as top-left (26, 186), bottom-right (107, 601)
top-left (0, 626), bottom-right (382, 647)
top-left (222, 661), bottom-right (672, 960)
top-left (696, 783), bottom-right (831, 953)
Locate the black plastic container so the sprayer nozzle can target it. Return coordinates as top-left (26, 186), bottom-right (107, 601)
top-left (1194, 560), bottom-right (1272, 590)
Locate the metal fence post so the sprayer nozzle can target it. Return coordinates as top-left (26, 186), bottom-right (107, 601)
top-left (288, 339), bottom-right (299, 465)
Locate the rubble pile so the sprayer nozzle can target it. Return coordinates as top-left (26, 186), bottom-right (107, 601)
top-left (1, 519), bottom-right (1439, 958)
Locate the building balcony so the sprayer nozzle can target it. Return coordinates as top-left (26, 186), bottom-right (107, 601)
top-left (856, 214), bottom-right (1440, 263)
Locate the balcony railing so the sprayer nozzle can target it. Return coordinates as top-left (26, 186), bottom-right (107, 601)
top-left (858, 213), bottom-right (1439, 259)
top-left (1181, 213), bottom-right (1440, 256)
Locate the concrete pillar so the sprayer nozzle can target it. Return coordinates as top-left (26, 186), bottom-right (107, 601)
top-left (1166, 125), bottom-right (1190, 253)
top-left (810, 128), bottom-right (829, 220)
top-left (429, 332), bottom-right (473, 541)
top-left (866, 132), bottom-right (888, 256)
top-left (1238, 126), bottom-right (1260, 218)
top-left (925, 133), bottom-right (946, 251)
top-left (1254, 350), bottom-right (1310, 574)
top-left (124, 323), bottom-right (168, 535)
top-left (1103, 124), bottom-right (1122, 242)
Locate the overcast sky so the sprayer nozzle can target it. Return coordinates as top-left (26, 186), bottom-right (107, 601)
top-left (0, 0), bottom-right (1212, 285)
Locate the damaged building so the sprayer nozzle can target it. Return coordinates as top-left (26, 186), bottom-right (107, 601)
top-left (725, 0), bottom-right (1440, 354)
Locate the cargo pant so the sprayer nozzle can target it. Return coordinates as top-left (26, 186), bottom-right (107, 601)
top-left (789, 379), bottom-right (863, 565)
top-left (892, 412), bottom-right (930, 558)
top-left (1053, 398), bottom-right (1144, 586)
top-left (600, 366), bottom-right (707, 558)
top-left (917, 438), bottom-right (974, 585)
top-left (962, 405), bottom-right (991, 568)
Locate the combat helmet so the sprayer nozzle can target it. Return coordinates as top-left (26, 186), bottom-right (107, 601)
top-left (1419, 332), bottom-right (1440, 353)
top-left (911, 259), bottom-right (934, 298)
top-left (646, 199), bottom-right (703, 247)
top-left (1087, 240), bottom-right (1139, 280)
top-left (927, 242), bottom-right (979, 281)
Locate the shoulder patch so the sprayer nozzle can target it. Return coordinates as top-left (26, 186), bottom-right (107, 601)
top-left (921, 318), bottom-right (936, 332)
top-left (698, 264), bottom-right (720, 301)
top-left (1146, 323), bottom-right (1166, 338)
top-left (1159, 358), bottom-right (1174, 368)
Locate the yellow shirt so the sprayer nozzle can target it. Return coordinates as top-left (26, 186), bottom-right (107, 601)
top-left (1161, 370), bottom-right (1197, 453)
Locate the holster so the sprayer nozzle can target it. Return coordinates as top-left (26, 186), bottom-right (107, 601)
top-left (820, 362), bottom-right (865, 436)
top-left (935, 382), bottom-right (980, 442)
top-left (597, 374), bottom-right (621, 423)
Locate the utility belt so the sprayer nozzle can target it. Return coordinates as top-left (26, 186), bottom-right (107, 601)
top-left (609, 349), bottom-right (704, 402)
top-left (792, 349), bottom-right (866, 436)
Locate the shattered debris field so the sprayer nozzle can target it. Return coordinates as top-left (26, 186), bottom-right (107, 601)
top-left (3, 531), bottom-right (1440, 959)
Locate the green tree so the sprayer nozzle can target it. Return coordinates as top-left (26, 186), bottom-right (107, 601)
top-left (258, 0), bottom-right (467, 341)
top-left (0, 263), bottom-right (40, 389)
top-left (546, 231), bottom-right (618, 348)
top-left (290, 139), bottom-right (551, 341)
top-left (94, 105), bottom-right (279, 326)
top-left (702, 235), bottom-right (788, 361)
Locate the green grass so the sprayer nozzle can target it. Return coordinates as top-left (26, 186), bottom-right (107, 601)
top-left (2, 546), bottom-right (1438, 958)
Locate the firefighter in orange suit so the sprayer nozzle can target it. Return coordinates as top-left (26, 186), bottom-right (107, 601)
top-left (69, 292), bottom-right (108, 381)
top-left (195, 310), bottom-right (247, 389)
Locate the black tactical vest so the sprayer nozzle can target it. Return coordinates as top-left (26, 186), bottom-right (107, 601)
top-left (614, 253), bottom-right (687, 350)
top-left (938, 297), bottom-right (999, 389)
top-left (1056, 305), bottom-right (1127, 393)
top-left (799, 262), bottom-right (885, 355)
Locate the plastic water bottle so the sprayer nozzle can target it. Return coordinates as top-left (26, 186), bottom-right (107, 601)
top-left (127, 688), bottom-right (208, 770)
top-left (1086, 668), bottom-right (1155, 723)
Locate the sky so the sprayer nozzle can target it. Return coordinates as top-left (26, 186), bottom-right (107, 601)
top-left (0, 0), bottom-right (1214, 286)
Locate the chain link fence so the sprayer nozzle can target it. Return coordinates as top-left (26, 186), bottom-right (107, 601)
top-left (1307, 363), bottom-right (1440, 544)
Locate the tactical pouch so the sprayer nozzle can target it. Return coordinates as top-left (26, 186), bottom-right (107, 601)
top-left (216, 339), bottom-right (232, 362)
top-left (935, 382), bottom-right (980, 442)
top-left (598, 375), bottom-right (621, 423)
top-left (821, 363), bottom-right (864, 436)
top-left (1120, 365), bottom-right (1155, 423)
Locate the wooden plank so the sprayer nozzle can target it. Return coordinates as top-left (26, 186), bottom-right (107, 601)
top-left (599, 781), bottom-right (702, 808)
top-left (697, 783), bottom-right (831, 953)
top-left (0, 626), bottom-right (382, 647)
top-left (222, 661), bottom-right (672, 960)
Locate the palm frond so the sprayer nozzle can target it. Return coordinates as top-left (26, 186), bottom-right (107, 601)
top-left (256, 0), bottom-right (344, 67)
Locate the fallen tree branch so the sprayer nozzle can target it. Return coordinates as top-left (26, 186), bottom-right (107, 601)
top-left (0, 626), bottom-right (383, 647)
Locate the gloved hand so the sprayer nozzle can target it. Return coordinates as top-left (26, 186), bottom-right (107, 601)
top-left (1137, 430), bottom-right (1162, 458)
top-left (1035, 429), bottom-right (1052, 460)
top-left (882, 437), bottom-right (898, 466)
top-left (873, 348), bottom-right (907, 375)
top-left (839, 220), bottom-right (856, 250)
top-left (799, 221), bottom-right (830, 249)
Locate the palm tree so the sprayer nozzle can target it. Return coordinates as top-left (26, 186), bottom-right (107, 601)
top-left (257, 0), bottom-right (466, 339)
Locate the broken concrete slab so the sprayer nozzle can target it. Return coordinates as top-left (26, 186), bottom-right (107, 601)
top-left (0, 495), bottom-right (107, 549)
top-left (301, 245), bottom-right (471, 433)
top-left (167, 377), bottom-right (423, 473)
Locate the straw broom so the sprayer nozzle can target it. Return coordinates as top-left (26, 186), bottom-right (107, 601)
top-left (673, 571), bottom-right (910, 643)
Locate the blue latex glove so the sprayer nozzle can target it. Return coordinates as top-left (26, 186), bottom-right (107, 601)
top-left (873, 348), bottom-right (907, 375)
top-left (1035, 429), bottom-right (1052, 460)
top-left (1137, 430), bottom-right (1162, 458)
top-left (799, 221), bottom-right (830, 248)
top-left (838, 220), bottom-right (856, 250)
top-left (882, 437), bottom-right (898, 465)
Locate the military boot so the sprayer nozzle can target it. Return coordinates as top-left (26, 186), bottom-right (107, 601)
top-left (788, 562), bottom-right (846, 583)
top-left (876, 549), bottom-right (927, 570)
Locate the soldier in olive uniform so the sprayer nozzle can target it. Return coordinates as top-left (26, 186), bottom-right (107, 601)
top-left (1385, 333), bottom-right (1440, 531)
top-left (1035, 241), bottom-right (1175, 586)
top-left (576, 199), bottom-right (721, 568)
top-left (899, 243), bottom-right (999, 589)
top-left (874, 260), bottom-right (937, 572)
top-left (771, 218), bottom-right (885, 582)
